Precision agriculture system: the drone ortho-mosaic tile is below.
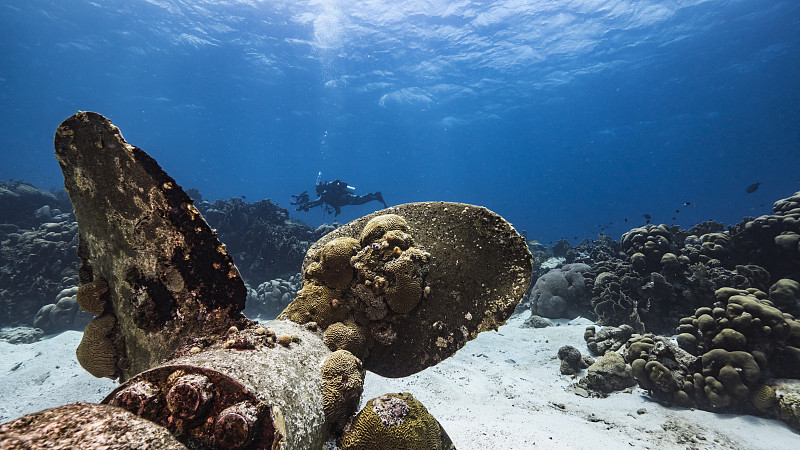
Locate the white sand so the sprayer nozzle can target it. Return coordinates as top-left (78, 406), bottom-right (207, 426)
top-left (0, 330), bottom-right (118, 424)
top-left (2, 318), bottom-right (798, 449)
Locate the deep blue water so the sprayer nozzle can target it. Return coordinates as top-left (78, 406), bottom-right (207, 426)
top-left (1, 0), bottom-right (799, 244)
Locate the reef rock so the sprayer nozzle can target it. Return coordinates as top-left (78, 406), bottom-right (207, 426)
top-left (0, 326), bottom-right (44, 344)
top-left (578, 351), bottom-right (637, 393)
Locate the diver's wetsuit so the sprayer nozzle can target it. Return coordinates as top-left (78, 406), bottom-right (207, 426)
top-left (291, 180), bottom-right (386, 216)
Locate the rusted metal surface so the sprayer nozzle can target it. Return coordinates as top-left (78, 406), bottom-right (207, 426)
top-left (0, 402), bottom-right (187, 449)
top-left (105, 365), bottom-right (278, 449)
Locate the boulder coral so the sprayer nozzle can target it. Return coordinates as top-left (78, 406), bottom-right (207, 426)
top-left (676, 285), bottom-right (800, 379)
top-left (525, 263), bottom-right (591, 319)
top-left (621, 224), bottom-right (674, 272)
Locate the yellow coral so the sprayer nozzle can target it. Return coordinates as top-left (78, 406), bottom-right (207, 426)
top-left (306, 237), bottom-right (360, 290)
top-left (321, 350), bottom-right (365, 431)
top-left (360, 214), bottom-right (408, 246)
top-left (384, 258), bottom-right (423, 314)
top-left (76, 314), bottom-right (117, 378)
top-left (278, 281), bottom-right (348, 328)
top-left (76, 278), bottom-right (109, 315)
top-left (324, 321), bottom-right (368, 359)
top-left (339, 392), bottom-right (445, 450)
top-left (750, 383), bottom-right (776, 412)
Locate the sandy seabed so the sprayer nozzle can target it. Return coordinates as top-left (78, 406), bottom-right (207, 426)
top-left (1, 315), bottom-right (798, 449)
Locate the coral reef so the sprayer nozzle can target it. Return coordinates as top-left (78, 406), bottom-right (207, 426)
top-left (583, 223), bottom-right (771, 333)
top-left (675, 285), bottom-right (800, 379)
top-left (623, 283), bottom-right (800, 422)
top-left (730, 191), bottom-right (800, 281)
top-left (0, 182), bottom-right (79, 327)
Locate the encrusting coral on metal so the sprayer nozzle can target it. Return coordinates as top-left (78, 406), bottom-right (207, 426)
top-left (0, 111), bottom-right (533, 449)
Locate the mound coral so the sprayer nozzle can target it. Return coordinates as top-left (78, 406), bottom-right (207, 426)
top-left (626, 282), bottom-right (800, 418)
top-left (338, 393), bottom-right (454, 450)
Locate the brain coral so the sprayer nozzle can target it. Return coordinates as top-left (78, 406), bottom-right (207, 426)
top-left (359, 214), bottom-right (408, 246)
top-left (305, 237), bottom-right (360, 291)
top-left (338, 392), bottom-right (454, 450)
top-left (279, 281), bottom-right (348, 328)
top-left (383, 256), bottom-right (425, 314)
top-left (321, 349), bottom-right (365, 432)
top-left (76, 314), bottom-right (117, 378)
top-left (324, 321), bottom-right (368, 359)
top-left (76, 278), bottom-right (109, 315)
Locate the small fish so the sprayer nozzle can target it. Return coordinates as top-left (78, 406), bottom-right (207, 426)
top-left (505, 358), bottom-right (516, 364)
top-left (624, 218), bottom-right (628, 222)
top-left (746, 182), bottom-right (761, 194)
top-left (643, 214), bottom-right (652, 220)
top-left (672, 217), bottom-right (676, 220)
top-left (675, 209), bottom-right (680, 213)
top-left (530, 240), bottom-right (540, 245)
top-left (646, 220), bottom-right (651, 224)
top-left (684, 202), bottom-right (692, 206)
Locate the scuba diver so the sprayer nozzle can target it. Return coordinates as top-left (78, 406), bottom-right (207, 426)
top-left (291, 179), bottom-right (387, 216)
